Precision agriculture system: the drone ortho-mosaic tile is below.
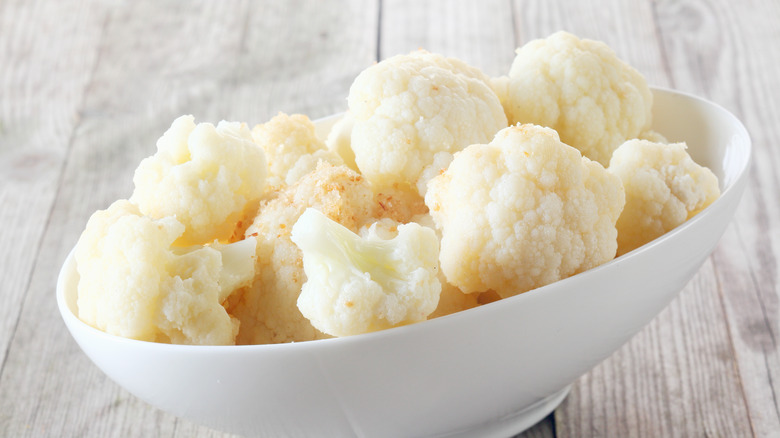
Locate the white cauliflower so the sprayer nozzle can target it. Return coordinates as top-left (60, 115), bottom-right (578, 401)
top-left (131, 115), bottom-right (266, 246)
top-left (404, 213), bottom-right (480, 318)
top-left (608, 139), bottom-right (720, 255)
top-left (252, 112), bottom-right (343, 189)
top-left (227, 162), bottom-right (379, 344)
top-left (325, 111), bottom-right (358, 172)
top-left (355, 215), bottom-right (478, 319)
top-left (425, 124), bottom-right (625, 298)
top-left (291, 208), bottom-right (441, 337)
top-left (325, 111), bottom-right (429, 224)
top-left (374, 183), bottom-right (430, 224)
top-left (488, 75), bottom-right (512, 115)
top-left (75, 200), bottom-right (256, 345)
top-left (348, 50), bottom-right (507, 197)
top-left (76, 40), bottom-right (713, 346)
top-left (500, 31), bottom-right (653, 166)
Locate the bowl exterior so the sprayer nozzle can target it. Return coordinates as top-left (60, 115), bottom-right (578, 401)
top-left (57, 88), bottom-right (750, 438)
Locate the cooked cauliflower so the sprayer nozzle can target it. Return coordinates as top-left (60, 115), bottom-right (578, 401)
top-left (325, 111), bottom-right (358, 172)
top-left (404, 213), bottom-right (480, 318)
top-left (356, 215), bottom-right (478, 319)
top-left (291, 208), bottom-right (441, 337)
top-left (326, 112), bottom-right (429, 224)
top-left (500, 31), bottom-right (653, 166)
top-left (375, 183), bottom-right (430, 224)
top-left (608, 139), bottom-right (720, 255)
top-left (252, 112), bottom-right (343, 189)
top-left (227, 162), bottom-right (379, 344)
top-left (489, 75), bottom-right (512, 115)
top-left (76, 40), bottom-right (721, 345)
top-left (425, 124), bottom-right (625, 298)
top-left (348, 50), bottom-right (507, 197)
top-left (131, 115), bottom-right (266, 246)
top-left (75, 200), bottom-right (256, 345)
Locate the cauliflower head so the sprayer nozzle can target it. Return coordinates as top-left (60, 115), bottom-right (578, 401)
top-left (291, 208), bottom-right (441, 337)
top-left (75, 199), bottom-right (256, 345)
top-left (425, 124), bottom-right (625, 298)
top-left (252, 112), bottom-right (343, 188)
top-left (502, 31), bottom-right (653, 166)
top-left (348, 50), bottom-right (507, 197)
top-left (227, 162), bottom-right (380, 344)
top-left (608, 139), bottom-right (720, 255)
top-left (131, 115), bottom-right (267, 246)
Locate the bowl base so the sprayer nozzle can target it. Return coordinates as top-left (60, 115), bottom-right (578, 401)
top-left (439, 385), bottom-right (571, 438)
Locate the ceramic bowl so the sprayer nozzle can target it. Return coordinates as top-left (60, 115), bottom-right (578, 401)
top-left (57, 87), bottom-right (751, 438)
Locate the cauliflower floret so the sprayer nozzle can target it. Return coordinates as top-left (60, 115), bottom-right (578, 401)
top-left (489, 75), bottom-right (512, 114)
top-left (131, 115), bottom-right (266, 246)
top-left (325, 111), bottom-right (358, 172)
top-left (608, 139), bottom-right (720, 255)
top-left (75, 200), bottom-right (256, 345)
top-left (348, 50), bottom-right (507, 197)
top-left (326, 111), bottom-right (429, 224)
top-left (291, 208), bottom-right (441, 337)
top-left (227, 162), bottom-right (379, 344)
top-left (500, 31), bottom-right (653, 166)
top-left (355, 215), bottom-right (478, 319)
top-left (403, 213), bottom-right (480, 318)
top-left (252, 112), bottom-right (343, 189)
top-left (425, 124), bottom-right (625, 298)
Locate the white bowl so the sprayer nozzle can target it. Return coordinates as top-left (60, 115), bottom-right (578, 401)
top-left (57, 88), bottom-right (751, 438)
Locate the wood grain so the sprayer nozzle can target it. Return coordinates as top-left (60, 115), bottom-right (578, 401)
top-left (557, 258), bottom-right (754, 437)
top-left (0, 1), bottom-right (377, 437)
top-left (654, 0), bottom-right (780, 435)
top-left (0, 0), bottom-right (107, 376)
top-left (1, 0), bottom-right (778, 437)
top-left (663, 0), bottom-right (780, 435)
top-left (380, 0), bottom-right (517, 75)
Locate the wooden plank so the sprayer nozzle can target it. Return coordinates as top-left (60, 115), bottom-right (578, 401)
top-left (652, 0), bottom-right (780, 435)
top-left (3, 1), bottom-right (776, 437)
top-left (379, 0), bottom-right (517, 75)
top-left (0, 0), bottom-right (107, 375)
top-left (517, 413), bottom-right (557, 438)
top-left (511, 0), bottom-right (755, 436)
top-left (0, 0), bottom-right (378, 437)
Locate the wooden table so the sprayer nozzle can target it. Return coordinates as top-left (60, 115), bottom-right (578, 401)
top-left (1, 0), bottom-right (777, 436)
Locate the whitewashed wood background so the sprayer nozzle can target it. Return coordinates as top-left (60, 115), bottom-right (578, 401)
top-left (1, 0), bottom-right (777, 437)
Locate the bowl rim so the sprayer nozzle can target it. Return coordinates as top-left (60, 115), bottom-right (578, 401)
top-left (57, 86), bottom-right (753, 352)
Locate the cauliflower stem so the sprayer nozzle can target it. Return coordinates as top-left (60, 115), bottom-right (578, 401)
top-left (291, 208), bottom-right (441, 337)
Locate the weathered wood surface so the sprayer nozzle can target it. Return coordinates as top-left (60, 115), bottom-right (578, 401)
top-left (0, 0), bottom-right (777, 436)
